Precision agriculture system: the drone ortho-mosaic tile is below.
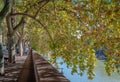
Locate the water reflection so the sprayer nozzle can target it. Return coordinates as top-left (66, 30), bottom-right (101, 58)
top-left (56, 58), bottom-right (120, 82)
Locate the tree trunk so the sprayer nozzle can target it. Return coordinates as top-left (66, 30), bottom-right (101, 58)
top-left (0, 44), bottom-right (4, 75)
top-left (7, 33), bottom-right (13, 63)
top-left (0, 0), bottom-right (12, 23)
top-left (6, 0), bottom-right (16, 63)
top-left (0, 29), bottom-right (4, 75)
top-left (18, 38), bottom-right (24, 56)
top-left (0, 0), bottom-right (12, 74)
top-left (0, 28), bottom-right (4, 75)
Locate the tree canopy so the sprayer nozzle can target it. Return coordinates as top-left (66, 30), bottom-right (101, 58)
top-left (0, 0), bottom-right (120, 80)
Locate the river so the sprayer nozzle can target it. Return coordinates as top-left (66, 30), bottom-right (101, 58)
top-left (56, 58), bottom-right (120, 82)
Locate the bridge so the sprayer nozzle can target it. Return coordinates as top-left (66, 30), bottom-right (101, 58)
top-left (0, 50), bottom-right (70, 82)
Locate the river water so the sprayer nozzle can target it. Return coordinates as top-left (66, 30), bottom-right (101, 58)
top-left (56, 58), bottom-right (120, 82)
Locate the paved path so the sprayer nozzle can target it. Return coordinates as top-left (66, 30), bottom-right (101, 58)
top-left (0, 56), bottom-right (27, 82)
top-left (0, 51), bottom-right (70, 82)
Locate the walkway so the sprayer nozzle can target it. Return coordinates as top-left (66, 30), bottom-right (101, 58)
top-left (0, 50), bottom-right (70, 82)
top-left (0, 56), bottom-right (27, 82)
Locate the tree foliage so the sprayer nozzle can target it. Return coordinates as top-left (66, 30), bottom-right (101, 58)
top-left (1, 0), bottom-right (120, 80)
top-left (16, 0), bottom-right (120, 80)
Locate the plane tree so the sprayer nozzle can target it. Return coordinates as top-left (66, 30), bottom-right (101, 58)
top-left (23, 0), bottom-right (120, 79)
top-left (0, 0), bottom-right (120, 79)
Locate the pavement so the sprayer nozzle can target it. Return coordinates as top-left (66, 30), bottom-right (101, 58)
top-left (0, 55), bottom-right (27, 82)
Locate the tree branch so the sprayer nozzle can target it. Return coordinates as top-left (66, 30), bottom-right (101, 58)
top-left (0, 0), bottom-right (12, 23)
top-left (52, 0), bottom-right (56, 19)
top-left (12, 0), bottom-right (50, 35)
top-left (10, 13), bottom-right (54, 43)
top-left (16, 31), bottom-right (21, 38)
top-left (25, 0), bottom-right (49, 12)
top-left (6, 13), bottom-right (13, 34)
top-left (34, 0), bottom-right (50, 17)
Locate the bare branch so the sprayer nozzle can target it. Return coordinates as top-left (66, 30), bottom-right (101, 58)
top-left (16, 31), bottom-right (21, 38)
top-left (13, 17), bottom-right (24, 32)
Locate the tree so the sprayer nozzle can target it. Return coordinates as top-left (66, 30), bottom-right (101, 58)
top-left (0, 0), bottom-right (12, 75)
top-left (1, 0), bottom-right (120, 79)
top-left (5, 0), bottom-right (50, 63)
top-left (22, 0), bottom-right (120, 79)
